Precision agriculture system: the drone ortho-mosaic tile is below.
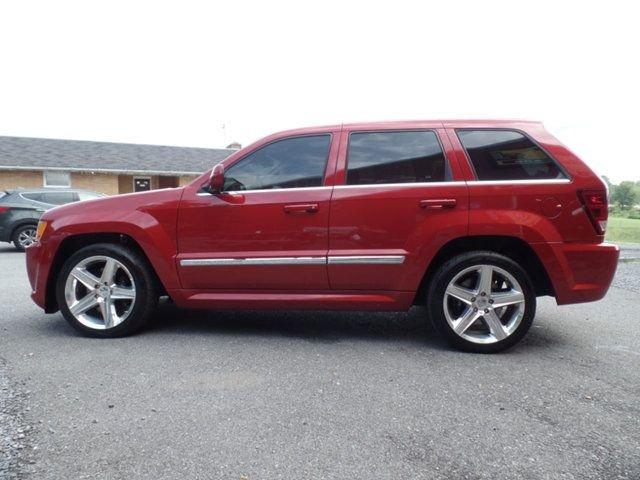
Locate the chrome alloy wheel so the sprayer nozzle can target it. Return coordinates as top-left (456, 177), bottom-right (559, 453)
top-left (18, 227), bottom-right (37, 248)
top-left (443, 264), bottom-right (526, 344)
top-left (64, 255), bottom-right (136, 330)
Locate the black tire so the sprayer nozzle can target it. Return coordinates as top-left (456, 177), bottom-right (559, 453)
top-left (55, 243), bottom-right (159, 338)
top-left (427, 251), bottom-right (536, 353)
top-left (12, 224), bottom-right (38, 252)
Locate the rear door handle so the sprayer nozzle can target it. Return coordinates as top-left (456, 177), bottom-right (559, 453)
top-left (283, 203), bottom-right (319, 214)
top-left (420, 199), bottom-right (457, 210)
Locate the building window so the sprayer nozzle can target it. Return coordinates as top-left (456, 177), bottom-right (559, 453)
top-left (134, 177), bottom-right (152, 192)
top-left (43, 171), bottom-right (71, 188)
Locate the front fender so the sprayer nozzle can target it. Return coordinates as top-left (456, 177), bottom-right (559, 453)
top-left (43, 189), bottom-right (183, 290)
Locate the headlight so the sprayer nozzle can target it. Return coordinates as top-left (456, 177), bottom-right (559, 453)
top-left (35, 220), bottom-right (48, 242)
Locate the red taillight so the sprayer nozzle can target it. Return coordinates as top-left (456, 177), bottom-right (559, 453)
top-left (0, 206), bottom-right (10, 215)
top-left (579, 189), bottom-right (608, 235)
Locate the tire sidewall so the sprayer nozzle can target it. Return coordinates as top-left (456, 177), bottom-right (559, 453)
top-left (428, 251), bottom-right (536, 353)
top-left (56, 244), bottom-right (155, 337)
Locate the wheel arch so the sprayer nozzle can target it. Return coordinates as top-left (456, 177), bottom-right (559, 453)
top-left (44, 232), bottom-right (167, 313)
top-left (414, 235), bottom-right (554, 305)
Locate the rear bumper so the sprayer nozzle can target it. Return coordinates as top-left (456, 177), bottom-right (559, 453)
top-left (532, 242), bottom-right (619, 305)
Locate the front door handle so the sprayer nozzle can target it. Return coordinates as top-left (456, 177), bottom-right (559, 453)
top-left (420, 198), bottom-right (457, 210)
top-left (283, 203), bottom-right (319, 214)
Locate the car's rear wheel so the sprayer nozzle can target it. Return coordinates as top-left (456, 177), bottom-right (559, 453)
top-left (12, 224), bottom-right (37, 251)
top-left (427, 251), bottom-right (536, 353)
top-left (55, 243), bottom-right (158, 337)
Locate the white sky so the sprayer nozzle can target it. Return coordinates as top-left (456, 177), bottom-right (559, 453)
top-left (0, 0), bottom-right (638, 183)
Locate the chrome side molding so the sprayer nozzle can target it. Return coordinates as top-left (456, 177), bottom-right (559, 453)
top-left (180, 257), bottom-right (326, 266)
top-left (327, 255), bottom-right (405, 265)
top-left (180, 255), bottom-right (406, 267)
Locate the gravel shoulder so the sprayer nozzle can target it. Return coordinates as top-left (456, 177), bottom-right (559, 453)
top-left (0, 358), bottom-right (35, 479)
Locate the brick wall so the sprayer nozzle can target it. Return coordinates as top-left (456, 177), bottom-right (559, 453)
top-left (0, 170), bottom-right (43, 190)
top-left (179, 175), bottom-right (198, 186)
top-left (0, 169), bottom-right (200, 195)
top-left (70, 172), bottom-right (119, 195)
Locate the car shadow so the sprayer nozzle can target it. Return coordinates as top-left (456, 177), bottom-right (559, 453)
top-left (150, 300), bottom-right (443, 347)
top-left (0, 244), bottom-right (22, 254)
top-left (145, 300), bottom-right (568, 353)
top-left (34, 300), bottom-right (569, 354)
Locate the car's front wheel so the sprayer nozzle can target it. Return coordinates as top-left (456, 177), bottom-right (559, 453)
top-left (56, 243), bottom-right (158, 337)
top-left (427, 251), bottom-right (536, 353)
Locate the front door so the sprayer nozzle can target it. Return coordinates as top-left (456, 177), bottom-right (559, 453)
top-left (177, 133), bottom-right (337, 290)
top-left (328, 127), bottom-right (469, 291)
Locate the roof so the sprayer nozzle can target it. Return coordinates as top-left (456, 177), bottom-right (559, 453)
top-left (0, 136), bottom-right (234, 176)
top-left (261, 119), bottom-right (542, 138)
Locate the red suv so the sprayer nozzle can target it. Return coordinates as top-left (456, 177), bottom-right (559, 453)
top-left (25, 120), bottom-right (619, 352)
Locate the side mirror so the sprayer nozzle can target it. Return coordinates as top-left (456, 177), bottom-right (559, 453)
top-left (208, 163), bottom-right (225, 193)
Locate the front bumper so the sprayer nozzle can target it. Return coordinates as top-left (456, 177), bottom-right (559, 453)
top-left (26, 240), bottom-right (56, 311)
top-left (532, 242), bottom-right (619, 305)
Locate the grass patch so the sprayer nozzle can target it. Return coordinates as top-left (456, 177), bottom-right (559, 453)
top-left (606, 216), bottom-right (640, 244)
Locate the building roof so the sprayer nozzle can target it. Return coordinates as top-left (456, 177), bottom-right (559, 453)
top-left (0, 136), bottom-right (234, 176)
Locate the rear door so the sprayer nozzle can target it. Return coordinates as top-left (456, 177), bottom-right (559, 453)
top-left (176, 131), bottom-right (340, 290)
top-left (327, 126), bottom-right (469, 292)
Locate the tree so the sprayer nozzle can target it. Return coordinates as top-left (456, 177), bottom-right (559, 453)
top-left (611, 181), bottom-right (638, 209)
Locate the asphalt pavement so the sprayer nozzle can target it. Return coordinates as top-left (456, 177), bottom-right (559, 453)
top-left (0, 243), bottom-right (639, 479)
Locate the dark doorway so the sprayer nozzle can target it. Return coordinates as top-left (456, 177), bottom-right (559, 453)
top-left (134, 177), bottom-right (151, 192)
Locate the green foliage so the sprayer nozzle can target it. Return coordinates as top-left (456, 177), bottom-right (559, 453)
top-left (610, 181), bottom-right (639, 209)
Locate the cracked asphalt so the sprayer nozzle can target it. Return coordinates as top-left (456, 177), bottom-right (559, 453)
top-left (0, 244), bottom-right (639, 479)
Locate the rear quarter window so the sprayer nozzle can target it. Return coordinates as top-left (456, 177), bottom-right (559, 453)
top-left (457, 129), bottom-right (566, 181)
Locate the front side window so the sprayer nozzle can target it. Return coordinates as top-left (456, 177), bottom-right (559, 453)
top-left (43, 171), bottom-right (71, 188)
top-left (346, 131), bottom-right (448, 185)
top-left (223, 135), bottom-right (331, 192)
top-left (457, 130), bottom-right (566, 181)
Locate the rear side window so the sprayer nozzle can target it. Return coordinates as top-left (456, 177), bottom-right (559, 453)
top-left (21, 193), bottom-right (44, 202)
top-left (346, 131), bottom-right (448, 185)
top-left (224, 135), bottom-right (331, 191)
top-left (41, 192), bottom-right (75, 205)
top-left (457, 130), bottom-right (566, 181)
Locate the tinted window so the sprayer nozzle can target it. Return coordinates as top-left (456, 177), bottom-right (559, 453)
top-left (41, 192), bottom-right (75, 205)
top-left (346, 131), bottom-right (448, 185)
top-left (21, 193), bottom-right (44, 202)
top-left (457, 130), bottom-right (566, 181)
top-left (224, 135), bottom-right (331, 191)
